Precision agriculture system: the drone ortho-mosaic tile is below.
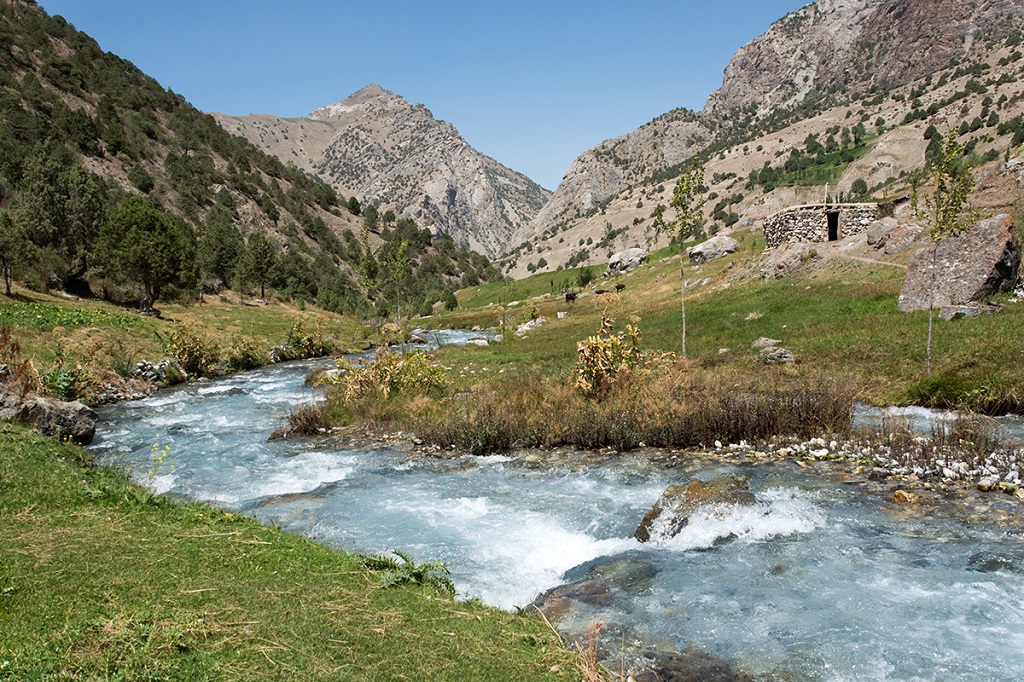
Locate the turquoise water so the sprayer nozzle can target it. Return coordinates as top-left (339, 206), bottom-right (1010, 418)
top-left (89, 346), bottom-right (1024, 680)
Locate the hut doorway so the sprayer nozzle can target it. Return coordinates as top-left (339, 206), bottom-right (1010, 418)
top-left (827, 212), bottom-right (840, 241)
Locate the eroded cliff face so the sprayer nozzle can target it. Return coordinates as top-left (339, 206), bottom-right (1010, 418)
top-left (705, 0), bottom-right (1024, 122)
top-left (213, 85), bottom-right (549, 258)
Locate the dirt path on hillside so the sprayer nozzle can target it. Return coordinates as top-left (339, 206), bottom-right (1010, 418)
top-left (834, 253), bottom-right (908, 269)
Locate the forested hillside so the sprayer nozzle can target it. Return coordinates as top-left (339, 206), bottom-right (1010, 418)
top-left (0, 0), bottom-right (498, 317)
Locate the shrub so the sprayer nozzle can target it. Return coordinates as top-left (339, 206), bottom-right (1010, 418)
top-left (39, 364), bottom-right (89, 401)
top-left (286, 320), bottom-right (334, 358)
top-left (166, 325), bottom-right (220, 377)
top-left (575, 266), bottom-right (596, 288)
top-left (226, 337), bottom-right (267, 372)
top-left (0, 326), bottom-right (38, 398)
top-left (325, 349), bottom-right (449, 403)
top-left (574, 316), bottom-right (642, 398)
top-left (127, 164), bottom-right (155, 193)
top-left (287, 402), bottom-right (329, 435)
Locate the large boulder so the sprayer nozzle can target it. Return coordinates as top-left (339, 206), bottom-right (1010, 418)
top-left (866, 217), bottom-right (898, 247)
top-left (514, 316), bottom-right (547, 337)
top-left (688, 235), bottom-right (738, 264)
top-left (634, 648), bottom-right (753, 682)
top-left (883, 221), bottom-right (927, 254)
top-left (0, 387), bottom-right (98, 444)
top-left (608, 247), bottom-right (647, 274)
top-left (532, 557), bottom-right (659, 622)
top-left (633, 476), bottom-right (756, 543)
top-left (898, 214), bottom-right (1020, 313)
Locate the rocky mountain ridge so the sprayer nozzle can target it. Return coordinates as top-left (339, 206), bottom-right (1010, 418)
top-left (213, 85), bottom-right (550, 258)
top-left (505, 0), bottom-right (1024, 276)
top-left (705, 0), bottom-right (1024, 122)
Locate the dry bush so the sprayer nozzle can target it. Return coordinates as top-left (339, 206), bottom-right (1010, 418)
top-left (0, 326), bottom-right (39, 398)
top-left (413, 367), bottom-right (856, 455)
top-left (329, 349), bottom-right (449, 403)
top-left (288, 402), bottom-right (329, 435)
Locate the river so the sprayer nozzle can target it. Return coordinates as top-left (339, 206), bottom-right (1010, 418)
top-left (88, 334), bottom-right (1024, 680)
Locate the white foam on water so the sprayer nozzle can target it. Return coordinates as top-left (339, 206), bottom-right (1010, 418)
top-left (148, 412), bottom-right (203, 428)
top-left (197, 385), bottom-right (239, 396)
top-left (375, 487), bottom-right (639, 608)
top-left (199, 451), bottom-right (356, 505)
top-left (457, 513), bottom-right (638, 609)
top-left (656, 487), bottom-right (826, 552)
top-left (388, 495), bottom-right (492, 523)
top-left (471, 454), bottom-right (515, 465)
top-left (146, 472), bottom-right (176, 495)
top-left (140, 392), bottom-right (189, 408)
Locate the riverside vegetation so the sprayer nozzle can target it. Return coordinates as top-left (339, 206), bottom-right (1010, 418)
top-left (0, 424), bottom-right (587, 681)
top-left (0, 290), bottom-right (608, 679)
top-left (303, 225), bottom-right (1024, 454)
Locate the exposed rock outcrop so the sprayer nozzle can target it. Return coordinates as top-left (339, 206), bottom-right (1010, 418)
top-left (688, 235), bottom-right (738, 264)
top-left (522, 0), bottom-right (1023, 249)
top-left (704, 0), bottom-right (1024, 124)
top-left (608, 247), bottom-right (647, 274)
top-left (518, 110), bottom-right (711, 244)
top-left (866, 217), bottom-right (899, 247)
top-left (897, 214), bottom-right (1020, 312)
top-left (882, 222), bottom-right (928, 255)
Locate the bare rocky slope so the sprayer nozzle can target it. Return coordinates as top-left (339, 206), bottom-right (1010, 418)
top-left (213, 85), bottom-right (550, 258)
top-left (705, 0), bottom-right (1024, 119)
top-left (511, 0), bottom-right (1024, 271)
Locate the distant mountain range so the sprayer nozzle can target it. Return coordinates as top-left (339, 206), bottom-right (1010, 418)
top-left (212, 85), bottom-right (550, 258)
top-left (0, 0), bottom-right (501, 315)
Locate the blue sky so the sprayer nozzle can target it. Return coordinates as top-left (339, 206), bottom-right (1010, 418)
top-left (39, 1), bottom-right (808, 190)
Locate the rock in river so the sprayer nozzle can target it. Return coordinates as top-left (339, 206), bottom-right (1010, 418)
top-left (633, 476), bottom-right (757, 543)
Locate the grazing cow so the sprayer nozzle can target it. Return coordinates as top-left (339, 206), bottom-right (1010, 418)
top-left (564, 291), bottom-right (577, 303)
top-left (615, 283), bottom-right (626, 292)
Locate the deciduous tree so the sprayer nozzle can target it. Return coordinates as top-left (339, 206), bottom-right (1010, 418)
top-left (653, 158), bottom-right (706, 358)
top-left (914, 130), bottom-right (975, 375)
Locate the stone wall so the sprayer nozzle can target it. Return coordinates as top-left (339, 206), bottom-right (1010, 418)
top-left (763, 204), bottom-right (880, 248)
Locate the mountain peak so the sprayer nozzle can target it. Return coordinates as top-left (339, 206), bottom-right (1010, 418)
top-left (308, 84), bottom-right (405, 120)
top-left (216, 85), bottom-right (550, 257)
top-left (346, 83), bottom-right (395, 103)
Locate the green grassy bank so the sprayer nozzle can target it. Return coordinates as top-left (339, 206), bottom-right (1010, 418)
top-left (434, 234), bottom-right (1024, 413)
top-left (0, 425), bottom-right (587, 681)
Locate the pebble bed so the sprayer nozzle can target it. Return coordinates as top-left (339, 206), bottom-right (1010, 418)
top-left (709, 434), bottom-right (1024, 500)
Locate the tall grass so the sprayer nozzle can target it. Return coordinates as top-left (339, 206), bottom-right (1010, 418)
top-left (379, 367), bottom-right (858, 455)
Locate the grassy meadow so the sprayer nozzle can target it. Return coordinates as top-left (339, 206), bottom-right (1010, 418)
top-left (432, 231), bottom-right (1024, 412)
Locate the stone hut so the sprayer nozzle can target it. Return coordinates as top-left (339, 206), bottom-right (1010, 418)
top-left (762, 203), bottom-right (880, 249)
